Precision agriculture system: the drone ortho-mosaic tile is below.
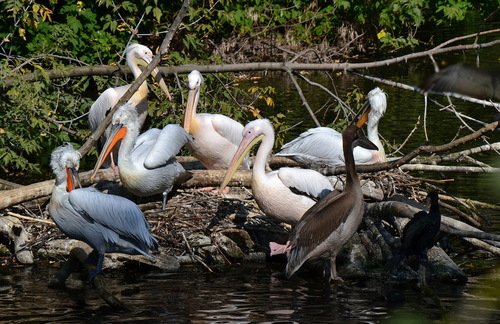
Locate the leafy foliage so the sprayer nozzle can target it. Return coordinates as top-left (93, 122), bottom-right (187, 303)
top-left (0, 0), bottom-right (494, 178)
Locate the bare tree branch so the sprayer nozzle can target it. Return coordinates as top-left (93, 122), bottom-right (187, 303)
top-left (77, 0), bottom-right (190, 158)
top-left (312, 120), bottom-right (500, 176)
top-left (286, 68), bottom-right (320, 127)
top-left (5, 30), bottom-right (500, 86)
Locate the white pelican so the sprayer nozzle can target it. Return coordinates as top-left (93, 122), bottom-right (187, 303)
top-left (49, 143), bottom-right (158, 280)
top-left (269, 111), bottom-right (378, 281)
top-left (91, 103), bottom-right (191, 209)
top-left (276, 87), bottom-right (387, 166)
top-left (183, 70), bottom-right (250, 169)
top-left (424, 63), bottom-right (500, 101)
top-left (89, 43), bottom-right (171, 166)
top-left (220, 119), bottom-right (333, 225)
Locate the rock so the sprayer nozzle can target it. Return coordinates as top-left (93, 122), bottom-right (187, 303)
top-left (39, 239), bottom-right (180, 272)
top-left (338, 233), bottom-right (369, 278)
top-left (427, 246), bottom-right (467, 282)
top-left (0, 216), bottom-right (34, 264)
top-left (330, 177), bottom-right (384, 201)
top-left (218, 228), bottom-right (255, 251)
top-left (187, 233), bottom-right (212, 247)
top-left (213, 232), bottom-right (245, 259)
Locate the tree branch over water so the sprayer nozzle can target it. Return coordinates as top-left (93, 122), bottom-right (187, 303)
top-left (5, 29), bottom-right (500, 86)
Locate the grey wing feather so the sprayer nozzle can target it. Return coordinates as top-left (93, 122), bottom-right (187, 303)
top-left (134, 128), bottom-right (161, 149)
top-left (89, 89), bottom-right (115, 131)
top-left (144, 124), bottom-right (191, 169)
top-left (88, 86), bottom-right (127, 131)
top-left (278, 167), bottom-right (332, 199)
top-left (68, 189), bottom-right (156, 248)
top-left (277, 127), bottom-right (344, 165)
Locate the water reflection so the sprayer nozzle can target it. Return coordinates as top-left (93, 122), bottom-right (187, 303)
top-left (2, 263), bottom-right (498, 322)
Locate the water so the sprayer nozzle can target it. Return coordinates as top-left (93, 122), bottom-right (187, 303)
top-left (1, 263), bottom-right (498, 323)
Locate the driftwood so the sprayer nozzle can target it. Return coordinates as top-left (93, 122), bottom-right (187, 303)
top-left (365, 201), bottom-right (500, 256)
top-left (0, 216), bottom-right (34, 264)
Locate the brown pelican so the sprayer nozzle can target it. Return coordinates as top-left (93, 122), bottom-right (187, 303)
top-left (269, 110), bottom-right (377, 281)
top-left (89, 43), bottom-right (171, 167)
top-left (49, 143), bottom-right (158, 280)
top-left (276, 87), bottom-right (386, 166)
top-left (424, 63), bottom-right (500, 101)
top-left (220, 118), bottom-right (333, 225)
top-left (183, 70), bottom-right (250, 169)
top-left (91, 103), bottom-right (191, 209)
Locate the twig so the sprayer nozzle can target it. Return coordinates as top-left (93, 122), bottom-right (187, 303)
top-left (6, 211), bottom-right (54, 225)
top-left (439, 201), bottom-right (482, 228)
top-left (399, 164), bottom-right (500, 173)
top-left (416, 142), bottom-right (500, 164)
top-left (316, 119), bottom-right (500, 176)
top-left (391, 116), bottom-right (420, 156)
top-left (294, 72), bottom-right (352, 116)
top-left (285, 68), bottom-right (321, 127)
top-left (181, 232), bottom-right (213, 272)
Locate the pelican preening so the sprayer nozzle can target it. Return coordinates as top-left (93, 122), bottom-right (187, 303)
top-left (183, 70), bottom-right (250, 170)
top-left (424, 63), bottom-right (500, 101)
top-left (270, 110), bottom-right (378, 281)
top-left (48, 143), bottom-right (158, 280)
top-left (91, 103), bottom-right (191, 209)
top-left (89, 43), bottom-right (171, 166)
top-left (220, 118), bottom-right (333, 225)
top-left (276, 87), bottom-right (387, 166)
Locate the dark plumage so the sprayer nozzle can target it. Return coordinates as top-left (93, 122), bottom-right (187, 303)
top-left (400, 191), bottom-right (441, 260)
top-left (424, 63), bottom-right (500, 101)
top-left (387, 192), bottom-right (441, 276)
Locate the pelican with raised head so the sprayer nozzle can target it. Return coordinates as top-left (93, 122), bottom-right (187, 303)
top-left (183, 70), bottom-right (250, 169)
top-left (276, 87), bottom-right (386, 166)
top-left (89, 43), bottom-right (171, 167)
top-left (49, 143), bottom-right (158, 280)
top-left (91, 103), bottom-right (191, 209)
top-left (269, 109), bottom-right (378, 281)
top-left (220, 118), bottom-right (333, 225)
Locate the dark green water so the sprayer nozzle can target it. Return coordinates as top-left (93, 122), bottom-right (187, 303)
top-left (0, 263), bottom-right (499, 323)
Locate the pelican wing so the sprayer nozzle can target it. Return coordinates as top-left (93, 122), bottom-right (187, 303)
top-left (278, 167), bottom-right (332, 200)
top-left (276, 127), bottom-right (344, 166)
top-left (134, 128), bottom-right (161, 149)
top-left (88, 85), bottom-right (129, 131)
top-left (68, 188), bottom-right (157, 249)
top-left (209, 114), bottom-right (245, 147)
top-left (143, 124), bottom-right (191, 169)
top-left (286, 191), bottom-right (354, 274)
